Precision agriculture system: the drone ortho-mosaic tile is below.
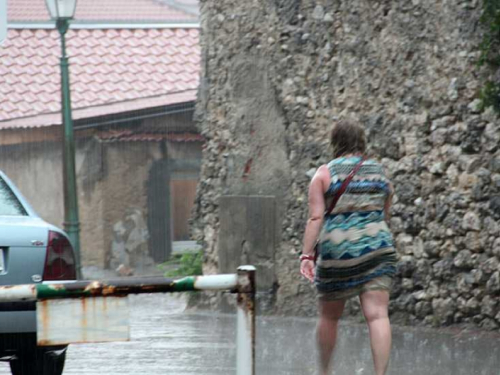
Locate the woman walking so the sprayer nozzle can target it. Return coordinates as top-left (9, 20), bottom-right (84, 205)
top-left (300, 121), bottom-right (398, 375)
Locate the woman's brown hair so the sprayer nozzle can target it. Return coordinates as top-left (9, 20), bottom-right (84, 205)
top-left (330, 120), bottom-right (367, 158)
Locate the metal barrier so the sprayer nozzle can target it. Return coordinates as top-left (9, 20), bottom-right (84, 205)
top-left (0, 265), bottom-right (256, 375)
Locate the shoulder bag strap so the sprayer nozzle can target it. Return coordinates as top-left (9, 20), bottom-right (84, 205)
top-left (325, 156), bottom-right (366, 216)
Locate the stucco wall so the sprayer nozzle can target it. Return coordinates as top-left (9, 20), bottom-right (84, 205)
top-left (0, 111), bottom-right (202, 274)
top-left (193, 0), bottom-right (500, 328)
top-left (101, 141), bottom-right (163, 271)
top-left (0, 138), bottom-right (64, 226)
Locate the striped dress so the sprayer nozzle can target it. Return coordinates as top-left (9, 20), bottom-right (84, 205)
top-left (315, 156), bottom-right (398, 301)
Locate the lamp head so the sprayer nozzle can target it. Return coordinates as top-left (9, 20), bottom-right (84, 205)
top-left (45, 0), bottom-right (77, 19)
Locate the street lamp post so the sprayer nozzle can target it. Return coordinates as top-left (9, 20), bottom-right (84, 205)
top-left (45, 0), bottom-right (81, 278)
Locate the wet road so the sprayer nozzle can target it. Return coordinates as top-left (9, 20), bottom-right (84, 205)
top-left (1, 294), bottom-right (499, 374)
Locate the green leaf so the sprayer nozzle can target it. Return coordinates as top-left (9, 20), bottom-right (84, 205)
top-left (159, 250), bottom-right (203, 278)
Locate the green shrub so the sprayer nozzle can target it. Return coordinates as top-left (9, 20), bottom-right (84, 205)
top-left (479, 0), bottom-right (500, 113)
top-left (479, 80), bottom-right (500, 112)
top-left (159, 250), bottom-right (203, 278)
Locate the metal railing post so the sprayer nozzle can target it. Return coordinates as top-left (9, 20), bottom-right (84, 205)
top-left (0, 266), bottom-right (258, 369)
top-left (236, 265), bottom-right (256, 375)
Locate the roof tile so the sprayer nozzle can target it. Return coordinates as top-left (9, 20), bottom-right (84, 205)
top-left (2, 102), bottom-right (17, 113)
top-left (2, 57), bottom-right (15, 66)
top-left (103, 83), bottom-right (117, 92)
top-left (112, 91), bottom-right (126, 102)
top-left (0, 27), bottom-right (200, 127)
top-left (120, 30), bottom-right (133, 39)
top-left (68, 37), bottom-right (85, 48)
top-left (0, 85), bottom-right (11, 94)
top-left (86, 55), bottom-right (101, 66)
top-left (127, 64), bottom-right (142, 74)
top-left (47, 103), bottom-right (60, 112)
top-left (106, 30), bottom-right (120, 39)
top-left (95, 64), bottom-right (112, 75)
top-left (148, 81), bottom-right (162, 91)
top-left (85, 91), bottom-right (98, 102)
top-left (24, 92), bottom-right (39, 103)
top-left (83, 37), bottom-right (101, 48)
top-left (165, 72), bottom-right (179, 82)
top-left (78, 74), bottom-right (93, 84)
top-left (69, 64), bottom-right (84, 75)
top-left (8, 92), bottom-right (23, 102)
top-left (97, 91), bottom-right (112, 102)
top-left (153, 72), bottom-right (168, 82)
top-left (174, 82), bottom-right (188, 91)
top-left (19, 30), bottom-right (33, 39)
top-left (38, 91), bottom-right (55, 101)
top-left (17, 102), bottom-right (32, 113)
top-left (184, 62), bottom-right (197, 73)
top-left (32, 102), bottom-right (46, 113)
top-left (167, 64), bottom-right (182, 74)
top-left (111, 64), bottom-right (128, 74)
top-left (34, 30), bottom-right (49, 40)
top-left (11, 37), bottom-right (27, 48)
top-left (83, 65), bottom-right (98, 75)
top-left (148, 29), bottom-right (162, 38)
top-left (174, 29), bottom-right (188, 38)
top-left (40, 37), bottom-right (55, 48)
top-left (40, 84), bottom-right (60, 95)
top-left (78, 29), bottom-right (92, 39)
top-left (168, 38), bottom-right (181, 47)
top-left (35, 47), bottom-right (52, 58)
top-left (93, 30), bottom-right (106, 39)
top-left (14, 74), bottom-right (33, 85)
top-left (133, 81), bottom-right (148, 92)
top-left (32, 74), bottom-right (48, 85)
top-left (88, 82), bottom-right (101, 92)
top-left (124, 91), bottom-right (137, 100)
top-left (162, 29), bottom-right (176, 38)
top-left (133, 29), bottom-right (148, 39)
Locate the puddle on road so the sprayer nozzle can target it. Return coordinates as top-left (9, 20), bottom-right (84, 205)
top-left (0, 294), bottom-right (498, 374)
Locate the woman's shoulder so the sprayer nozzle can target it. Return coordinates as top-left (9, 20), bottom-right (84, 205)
top-left (327, 156), bottom-right (380, 167)
top-left (327, 157), bottom-right (386, 179)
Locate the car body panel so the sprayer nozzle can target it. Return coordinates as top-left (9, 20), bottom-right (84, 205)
top-left (0, 311), bottom-right (36, 333)
top-left (0, 217), bottom-right (59, 247)
top-left (0, 171), bottom-right (75, 338)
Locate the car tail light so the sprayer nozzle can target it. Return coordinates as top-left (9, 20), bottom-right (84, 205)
top-left (43, 231), bottom-right (77, 281)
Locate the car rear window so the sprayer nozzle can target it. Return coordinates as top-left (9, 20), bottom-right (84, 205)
top-left (0, 177), bottom-right (28, 216)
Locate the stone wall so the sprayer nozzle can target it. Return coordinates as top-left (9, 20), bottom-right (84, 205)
top-left (193, 0), bottom-right (500, 328)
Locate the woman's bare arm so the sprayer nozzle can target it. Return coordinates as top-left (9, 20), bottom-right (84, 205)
top-left (302, 168), bottom-right (328, 255)
top-left (300, 165), bottom-right (329, 281)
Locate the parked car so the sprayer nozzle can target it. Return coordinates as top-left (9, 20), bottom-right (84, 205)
top-left (0, 171), bottom-right (76, 375)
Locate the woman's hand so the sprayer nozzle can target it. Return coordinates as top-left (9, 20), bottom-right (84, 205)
top-left (300, 260), bottom-right (315, 282)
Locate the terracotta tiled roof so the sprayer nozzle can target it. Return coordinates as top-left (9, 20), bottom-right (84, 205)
top-left (8, 0), bottom-right (198, 23)
top-left (0, 27), bottom-right (200, 128)
top-left (97, 130), bottom-right (204, 142)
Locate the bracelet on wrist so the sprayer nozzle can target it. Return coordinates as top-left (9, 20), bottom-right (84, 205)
top-left (299, 254), bottom-right (315, 262)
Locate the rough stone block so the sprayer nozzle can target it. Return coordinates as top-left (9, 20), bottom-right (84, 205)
top-left (218, 195), bottom-right (277, 290)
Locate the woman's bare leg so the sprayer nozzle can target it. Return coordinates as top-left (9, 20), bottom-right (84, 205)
top-left (317, 299), bottom-right (346, 375)
top-left (360, 290), bottom-right (392, 375)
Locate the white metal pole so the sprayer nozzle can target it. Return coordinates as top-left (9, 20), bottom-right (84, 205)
top-left (194, 274), bottom-right (238, 290)
top-left (236, 266), bottom-right (256, 375)
top-left (0, 285), bottom-right (37, 302)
